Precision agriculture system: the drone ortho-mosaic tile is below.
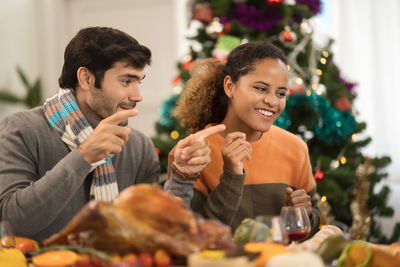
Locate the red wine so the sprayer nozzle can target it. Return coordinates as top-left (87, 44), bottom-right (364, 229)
top-left (287, 231), bottom-right (309, 241)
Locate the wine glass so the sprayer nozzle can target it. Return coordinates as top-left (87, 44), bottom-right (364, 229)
top-left (280, 206), bottom-right (311, 243)
top-left (0, 221), bottom-right (15, 248)
top-left (249, 215), bottom-right (289, 245)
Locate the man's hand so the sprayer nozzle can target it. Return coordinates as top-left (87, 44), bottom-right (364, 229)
top-left (221, 132), bottom-right (252, 174)
top-left (77, 109), bottom-right (138, 164)
top-left (284, 187), bottom-right (312, 216)
top-left (173, 124), bottom-right (226, 176)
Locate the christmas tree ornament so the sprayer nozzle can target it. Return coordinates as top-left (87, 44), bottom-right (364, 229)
top-left (170, 130), bottom-right (180, 140)
top-left (182, 59), bottom-right (194, 70)
top-left (315, 83), bottom-right (327, 96)
top-left (288, 73), bottom-right (305, 95)
top-left (300, 19), bottom-right (313, 35)
top-left (266, 0), bottom-right (284, 7)
top-left (241, 37), bottom-right (249, 44)
top-left (279, 26), bottom-right (297, 46)
top-left (172, 75), bottom-right (181, 85)
top-left (223, 22), bottom-right (231, 34)
top-left (314, 168), bottom-right (324, 181)
top-left (205, 18), bottom-right (224, 39)
top-left (212, 35), bottom-right (242, 61)
top-left (284, 0), bottom-right (296, 5)
top-left (335, 97), bottom-right (351, 112)
top-left (350, 157), bottom-right (375, 240)
top-left (193, 3), bottom-right (213, 23)
top-left (179, 53), bottom-right (193, 65)
top-left (316, 193), bottom-right (335, 226)
top-left (172, 85), bottom-right (183, 95)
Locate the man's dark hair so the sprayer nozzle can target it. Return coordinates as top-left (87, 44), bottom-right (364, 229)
top-left (59, 27), bottom-right (152, 90)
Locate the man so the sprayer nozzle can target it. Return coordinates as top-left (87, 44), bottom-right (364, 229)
top-left (0, 27), bottom-right (224, 241)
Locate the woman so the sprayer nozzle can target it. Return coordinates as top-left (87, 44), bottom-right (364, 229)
top-left (165, 41), bottom-right (320, 233)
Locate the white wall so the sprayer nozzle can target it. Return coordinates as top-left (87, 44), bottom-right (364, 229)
top-left (327, 0), bottom-right (400, 237)
top-left (0, 0), bottom-right (189, 137)
top-left (0, 0), bottom-right (42, 116)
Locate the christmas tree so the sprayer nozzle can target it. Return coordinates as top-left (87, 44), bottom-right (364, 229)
top-left (152, 0), bottom-right (399, 243)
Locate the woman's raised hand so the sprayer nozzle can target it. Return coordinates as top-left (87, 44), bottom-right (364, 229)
top-left (221, 132), bottom-right (252, 174)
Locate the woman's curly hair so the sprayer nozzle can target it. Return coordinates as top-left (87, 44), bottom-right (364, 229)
top-left (175, 58), bottom-right (226, 134)
top-left (175, 41), bottom-right (287, 134)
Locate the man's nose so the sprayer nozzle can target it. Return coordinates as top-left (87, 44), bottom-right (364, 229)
top-left (128, 85), bottom-right (143, 102)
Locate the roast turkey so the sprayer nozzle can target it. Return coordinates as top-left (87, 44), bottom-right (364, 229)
top-left (43, 184), bottom-right (235, 257)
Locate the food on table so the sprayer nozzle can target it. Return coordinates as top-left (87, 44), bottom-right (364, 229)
top-left (244, 242), bottom-right (288, 267)
top-left (315, 234), bottom-right (347, 262)
top-left (337, 241), bottom-right (372, 267)
top-left (188, 250), bottom-right (253, 267)
top-left (32, 250), bottom-right (78, 267)
top-left (295, 224), bottom-right (343, 252)
top-left (366, 243), bottom-right (400, 267)
top-left (266, 250), bottom-right (324, 267)
top-left (0, 247), bottom-right (27, 267)
top-left (43, 184), bottom-right (235, 257)
top-left (15, 236), bottom-right (39, 253)
top-left (233, 218), bottom-right (270, 244)
top-left (154, 249), bottom-right (171, 267)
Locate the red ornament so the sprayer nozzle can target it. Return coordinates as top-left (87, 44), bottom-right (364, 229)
top-left (172, 75), bottom-right (181, 85)
top-left (193, 3), bottom-right (213, 23)
top-left (154, 147), bottom-right (161, 156)
top-left (266, 0), bottom-right (284, 7)
top-left (223, 22), bottom-right (231, 34)
top-left (279, 26), bottom-right (297, 46)
top-left (335, 97), bottom-right (351, 111)
top-left (282, 31), bottom-right (293, 41)
top-left (314, 168), bottom-right (324, 182)
top-left (182, 59), bottom-right (194, 70)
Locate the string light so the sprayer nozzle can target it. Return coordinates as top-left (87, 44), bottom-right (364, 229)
top-left (316, 69), bottom-right (323, 76)
top-left (287, 65), bottom-right (291, 71)
top-left (322, 50), bottom-right (329, 57)
top-left (320, 58), bottom-right (327, 64)
top-left (306, 90), bottom-right (312, 96)
top-left (321, 195), bottom-right (327, 202)
top-left (311, 83), bottom-right (319, 90)
top-left (296, 77), bottom-right (303, 85)
top-left (170, 130), bottom-right (180, 140)
top-left (352, 134), bottom-right (357, 141)
top-left (340, 156), bottom-right (347, 165)
top-left (333, 160), bottom-right (339, 168)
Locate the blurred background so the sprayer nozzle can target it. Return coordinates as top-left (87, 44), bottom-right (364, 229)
top-left (0, 0), bottom-right (399, 238)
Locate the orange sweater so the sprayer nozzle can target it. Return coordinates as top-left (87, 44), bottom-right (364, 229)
top-left (195, 125), bottom-right (316, 196)
top-left (166, 125), bottom-right (320, 232)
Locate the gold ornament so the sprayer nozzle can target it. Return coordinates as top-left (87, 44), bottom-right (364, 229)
top-left (349, 157), bottom-right (375, 240)
top-left (205, 18), bottom-right (224, 39)
top-left (316, 193), bottom-right (335, 226)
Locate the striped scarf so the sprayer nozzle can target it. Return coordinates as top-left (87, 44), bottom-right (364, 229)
top-left (44, 88), bottom-right (119, 201)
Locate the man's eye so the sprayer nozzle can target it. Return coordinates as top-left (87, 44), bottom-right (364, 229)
top-left (121, 80), bottom-right (131, 86)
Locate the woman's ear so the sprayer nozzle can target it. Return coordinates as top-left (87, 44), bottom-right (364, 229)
top-left (223, 75), bottom-right (235, 98)
top-left (77, 67), bottom-right (94, 91)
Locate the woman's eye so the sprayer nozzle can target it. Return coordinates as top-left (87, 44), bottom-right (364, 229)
top-left (278, 91), bottom-right (287, 97)
top-left (254, 86), bottom-right (266, 92)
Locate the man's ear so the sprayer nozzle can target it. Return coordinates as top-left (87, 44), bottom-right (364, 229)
top-left (77, 67), bottom-right (94, 91)
top-left (223, 75), bottom-right (235, 98)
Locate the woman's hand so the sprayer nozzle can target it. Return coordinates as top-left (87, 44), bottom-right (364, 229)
top-left (284, 187), bottom-right (312, 216)
top-left (173, 124), bottom-right (226, 176)
top-left (221, 132), bottom-right (252, 174)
